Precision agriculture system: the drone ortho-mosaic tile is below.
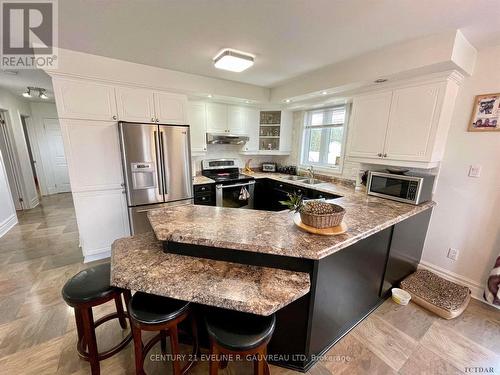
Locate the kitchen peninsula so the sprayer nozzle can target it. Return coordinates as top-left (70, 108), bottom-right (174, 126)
top-left (111, 178), bottom-right (434, 371)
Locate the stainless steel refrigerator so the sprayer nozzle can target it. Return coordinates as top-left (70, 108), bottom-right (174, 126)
top-left (118, 122), bottom-right (193, 234)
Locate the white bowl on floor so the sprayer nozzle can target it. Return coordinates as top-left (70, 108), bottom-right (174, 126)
top-left (392, 288), bottom-right (411, 305)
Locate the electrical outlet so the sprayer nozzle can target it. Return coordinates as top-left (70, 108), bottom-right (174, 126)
top-left (447, 248), bottom-right (459, 261)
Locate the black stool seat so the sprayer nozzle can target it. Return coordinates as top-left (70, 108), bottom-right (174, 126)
top-left (62, 263), bottom-right (114, 305)
top-left (129, 292), bottom-right (190, 325)
top-left (205, 310), bottom-right (276, 351)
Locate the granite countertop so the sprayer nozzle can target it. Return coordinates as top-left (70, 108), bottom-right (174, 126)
top-left (193, 175), bottom-right (215, 185)
top-left (148, 173), bottom-right (435, 260)
top-left (111, 232), bottom-right (310, 316)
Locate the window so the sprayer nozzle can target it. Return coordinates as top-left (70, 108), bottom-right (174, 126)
top-left (300, 105), bottom-right (348, 170)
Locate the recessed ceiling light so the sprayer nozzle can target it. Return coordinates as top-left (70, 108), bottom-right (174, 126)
top-left (207, 94), bottom-right (213, 98)
top-left (245, 100), bottom-right (251, 104)
top-left (213, 48), bottom-right (254, 72)
top-left (374, 78), bottom-right (388, 83)
top-left (284, 99), bottom-right (291, 103)
top-left (321, 91), bottom-right (328, 95)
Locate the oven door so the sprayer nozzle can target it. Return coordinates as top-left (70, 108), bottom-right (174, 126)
top-left (216, 181), bottom-right (255, 208)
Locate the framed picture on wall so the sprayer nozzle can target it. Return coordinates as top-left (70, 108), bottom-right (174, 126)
top-left (468, 93), bottom-right (500, 132)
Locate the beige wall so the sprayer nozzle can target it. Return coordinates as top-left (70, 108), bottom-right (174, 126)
top-left (421, 45), bottom-right (500, 296)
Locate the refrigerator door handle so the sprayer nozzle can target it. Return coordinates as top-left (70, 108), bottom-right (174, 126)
top-left (153, 130), bottom-right (163, 196)
top-left (159, 131), bottom-right (167, 195)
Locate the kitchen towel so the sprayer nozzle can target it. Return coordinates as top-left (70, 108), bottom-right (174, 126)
top-left (484, 254), bottom-right (500, 308)
top-left (239, 187), bottom-right (250, 201)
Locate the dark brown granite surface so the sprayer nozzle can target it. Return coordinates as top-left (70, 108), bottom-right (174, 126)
top-left (110, 232), bottom-right (311, 316)
top-left (148, 174), bottom-right (434, 260)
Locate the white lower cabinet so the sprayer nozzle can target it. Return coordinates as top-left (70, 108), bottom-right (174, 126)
top-left (73, 189), bottom-right (130, 259)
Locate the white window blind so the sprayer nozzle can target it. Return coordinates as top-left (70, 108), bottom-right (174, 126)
top-left (301, 105), bottom-right (348, 168)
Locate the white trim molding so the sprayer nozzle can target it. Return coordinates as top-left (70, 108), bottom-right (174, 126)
top-left (84, 250), bottom-right (111, 263)
top-left (0, 213), bottom-right (18, 238)
top-left (418, 260), bottom-right (484, 300)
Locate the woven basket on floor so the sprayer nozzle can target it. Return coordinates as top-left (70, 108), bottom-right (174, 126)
top-left (300, 204), bottom-right (345, 228)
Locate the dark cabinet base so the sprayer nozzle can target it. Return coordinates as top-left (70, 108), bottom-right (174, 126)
top-left (164, 208), bottom-right (432, 372)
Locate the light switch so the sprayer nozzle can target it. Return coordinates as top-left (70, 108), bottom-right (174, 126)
top-left (468, 165), bottom-right (482, 178)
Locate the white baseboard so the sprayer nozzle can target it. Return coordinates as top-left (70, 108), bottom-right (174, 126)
top-left (0, 214), bottom-right (18, 238)
top-left (84, 250), bottom-right (111, 263)
top-left (418, 260), bottom-right (485, 300)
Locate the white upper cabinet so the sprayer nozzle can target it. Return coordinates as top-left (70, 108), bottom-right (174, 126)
top-left (61, 120), bottom-right (124, 192)
top-left (53, 78), bottom-right (118, 121)
top-left (345, 75), bottom-right (460, 168)
top-left (154, 92), bottom-right (187, 124)
top-left (227, 106), bottom-right (246, 135)
top-left (347, 92), bottom-right (392, 159)
top-left (242, 108), bottom-right (260, 152)
top-left (206, 103), bottom-right (228, 133)
top-left (115, 87), bottom-right (155, 123)
top-left (187, 102), bottom-right (207, 153)
top-left (384, 83), bottom-right (440, 161)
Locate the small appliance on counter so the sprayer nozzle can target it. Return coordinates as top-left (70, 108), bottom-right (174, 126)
top-left (261, 162), bottom-right (277, 172)
top-left (367, 171), bottom-right (435, 205)
top-left (277, 165), bottom-right (297, 175)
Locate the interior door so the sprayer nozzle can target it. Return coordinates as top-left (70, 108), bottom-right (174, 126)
top-left (346, 92), bottom-right (392, 159)
top-left (44, 119), bottom-right (71, 193)
top-left (0, 112), bottom-right (23, 210)
top-left (119, 122), bottom-right (163, 206)
top-left (159, 125), bottom-right (193, 202)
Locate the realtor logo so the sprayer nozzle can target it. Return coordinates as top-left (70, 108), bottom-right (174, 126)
top-left (1, 0), bottom-right (58, 69)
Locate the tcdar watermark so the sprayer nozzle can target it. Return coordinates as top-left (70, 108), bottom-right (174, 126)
top-left (1, 0), bottom-right (58, 69)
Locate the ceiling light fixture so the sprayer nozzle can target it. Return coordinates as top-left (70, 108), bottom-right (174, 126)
top-left (207, 94), bottom-right (213, 98)
top-left (321, 91), bottom-right (328, 95)
top-left (22, 86), bottom-right (49, 99)
top-left (39, 89), bottom-right (48, 99)
top-left (284, 99), bottom-right (291, 103)
top-left (213, 48), bottom-right (254, 72)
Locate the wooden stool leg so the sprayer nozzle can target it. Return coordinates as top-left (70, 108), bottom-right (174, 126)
top-left (74, 307), bottom-right (85, 345)
top-left (160, 330), bottom-right (167, 355)
top-left (123, 289), bottom-right (132, 310)
top-left (169, 325), bottom-right (182, 375)
top-left (114, 294), bottom-right (127, 329)
top-left (209, 340), bottom-right (220, 375)
top-left (80, 307), bottom-right (100, 375)
top-left (131, 323), bottom-right (145, 375)
top-left (254, 346), bottom-right (267, 375)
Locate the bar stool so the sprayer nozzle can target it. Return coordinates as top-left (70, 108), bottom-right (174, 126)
top-left (128, 292), bottom-right (199, 375)
top-left (205, 309), bottom-right (276, 375)
top-left (61, 262), bottom-right (132, 375)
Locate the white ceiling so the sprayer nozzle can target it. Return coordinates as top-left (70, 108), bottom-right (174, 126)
top-left (57, 0), bottom-right (500, 87)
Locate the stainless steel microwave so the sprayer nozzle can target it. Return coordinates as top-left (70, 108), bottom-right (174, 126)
top-left (367, 171), bottom-right (435, 205)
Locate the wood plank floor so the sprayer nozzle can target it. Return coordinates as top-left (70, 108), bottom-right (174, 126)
top-left (0, 193), bottom-right (499, 374)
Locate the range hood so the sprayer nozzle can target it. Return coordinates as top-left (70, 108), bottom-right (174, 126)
top-left (206, 133), bottom-right (249, 145)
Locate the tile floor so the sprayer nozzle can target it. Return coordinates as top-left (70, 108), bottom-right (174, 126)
top-left (0, 193), bottom-right (499, 374)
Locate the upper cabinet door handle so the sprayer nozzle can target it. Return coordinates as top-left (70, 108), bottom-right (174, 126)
top-left (112, 115), bottom-right (117, 120)
top-left (151, 117), bottom-right (155, 122)
top-left (377, 153), bottom-right (382, 157)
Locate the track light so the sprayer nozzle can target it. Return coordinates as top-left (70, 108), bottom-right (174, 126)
top-left (39, 89), bottom-right (48, 99)
top-left (21, 86), bottom-right (49, 100)
top-left (22, 88), bottom-right (32, 98)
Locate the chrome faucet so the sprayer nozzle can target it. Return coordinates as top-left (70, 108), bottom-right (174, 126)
top-left (307, 165), bottom-right (315, 180)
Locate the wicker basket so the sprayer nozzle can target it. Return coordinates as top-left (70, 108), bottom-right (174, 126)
top-left (300, 204), bottom-right (345, 229)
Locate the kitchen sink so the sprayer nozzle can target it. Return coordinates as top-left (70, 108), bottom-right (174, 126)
top-left (282, 176), bottom-right (308, 181)
top-left (302, 178), bottom-right (324, 185)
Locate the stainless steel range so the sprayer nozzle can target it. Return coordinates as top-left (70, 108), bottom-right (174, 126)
top-left (201, 159), bottom-right (255, 209)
